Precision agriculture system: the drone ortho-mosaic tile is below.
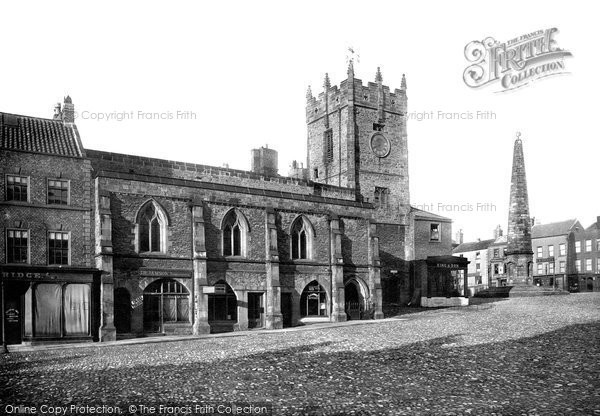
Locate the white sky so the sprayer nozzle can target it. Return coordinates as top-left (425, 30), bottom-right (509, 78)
top-left (1, 0), bottom-right (597, 242)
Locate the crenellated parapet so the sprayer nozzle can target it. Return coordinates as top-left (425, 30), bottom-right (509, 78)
top-left (306, 71), bottom-right (407, 125)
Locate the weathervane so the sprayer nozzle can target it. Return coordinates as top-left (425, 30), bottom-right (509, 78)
top-left (346, 47), bottom-right (360, 66)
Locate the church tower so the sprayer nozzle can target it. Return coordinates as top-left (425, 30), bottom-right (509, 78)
top-left (305, 63), bottom-right (410, 221)
top-left (505, 132), bottom-right (533, 285)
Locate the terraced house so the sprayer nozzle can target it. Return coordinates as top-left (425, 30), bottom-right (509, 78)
top-left (1, 65), bottom-right (454, 344)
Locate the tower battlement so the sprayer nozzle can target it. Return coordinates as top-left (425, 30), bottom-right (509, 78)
top-left (306, 73), bottom-right (407, 124)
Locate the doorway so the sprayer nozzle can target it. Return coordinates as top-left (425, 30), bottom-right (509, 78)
top-left (300, 281), bottom-right (327, 317)
top-left (247, 292), bottom-right (264, 329)
top-left (281, 292), bottom-right (292, 327)
top-left (345, 280), bottom-right (364, 320)
top-left (114, 288), bottom-right (131, 333)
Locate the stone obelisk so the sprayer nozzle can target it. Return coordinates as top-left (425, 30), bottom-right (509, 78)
top-left (506, 132), bottom-right (533, 286)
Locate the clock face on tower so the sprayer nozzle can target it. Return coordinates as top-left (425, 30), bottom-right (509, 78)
top-left (370, 133), bottom-right (391, 158)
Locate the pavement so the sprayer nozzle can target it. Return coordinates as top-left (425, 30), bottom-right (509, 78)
top-left (1, 293), bottom-right (599, 416)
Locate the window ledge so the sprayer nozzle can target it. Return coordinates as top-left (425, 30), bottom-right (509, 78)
top-left (136, 252), bottom-right (168, 258)
top-left (291, 259), bottom-right (316, 264)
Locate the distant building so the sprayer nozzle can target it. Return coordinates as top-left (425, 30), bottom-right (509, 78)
top-left (531, 219), bottom-right (582, 289)
top-left (452, 238), bottom-right (495, 294)
top-left (571, 217), bottom-right (600, 292)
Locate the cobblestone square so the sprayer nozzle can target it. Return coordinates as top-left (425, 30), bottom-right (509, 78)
top-left (1, 294), bottom-right (599, 415)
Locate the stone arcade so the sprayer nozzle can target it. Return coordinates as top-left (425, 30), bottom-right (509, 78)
top-left (1, 64), bottom-right (454, 343)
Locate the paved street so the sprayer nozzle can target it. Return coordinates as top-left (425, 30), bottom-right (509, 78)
top-left (1, 294), bottom-right (599, 416)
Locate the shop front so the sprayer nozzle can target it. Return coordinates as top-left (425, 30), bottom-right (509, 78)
top-left (411, 256), bottom-right (470, 307)
top-left (1, 267), bottom-right (102, 345)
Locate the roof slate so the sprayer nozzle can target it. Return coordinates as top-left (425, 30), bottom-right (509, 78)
top-left (452, 238), bottom-right (495, 253)
top-left (411, 206), bottom-right (452, 222)
top-left (531, 219), bottom-right (580, 238)
top-left (0, 112), bottom-right (83, 158)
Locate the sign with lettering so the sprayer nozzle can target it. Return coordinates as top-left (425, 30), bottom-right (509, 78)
top-left (129, 269), bottom-right (192, 279)
top-left (435, 263), bottom-right (463, 269)
top-left (1, 271), bottom-right (58, 280)
top-left (5, 308), bottom-right (19, 323)
top-left (131, 296), bottom-right (144, 309)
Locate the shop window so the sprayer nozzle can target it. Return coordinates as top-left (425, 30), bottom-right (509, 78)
top-left (143, 279), bottom-right (189, 332)
top-left (47, 179), bottom-right (69, 205)
top-left (29, 283), bottom-right (90, 337)
top-left (6, 175), bottom-right (29, 202)
top-left (7, 229), bottom-right (29, 263)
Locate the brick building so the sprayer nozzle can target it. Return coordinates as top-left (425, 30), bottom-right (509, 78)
top-left (571, 218), bottom-right (600, 292)
top-left (0, 101), bottom-right (105, 345)
top-left (2, 64), bottom-right (455, 343)
top-left (531, 219), bottom-right (581, 289)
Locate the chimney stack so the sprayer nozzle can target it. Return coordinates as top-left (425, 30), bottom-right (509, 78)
top-left (455, 229), bottom-right (464, 245)
top-left (61, 96), bottom-right (75, 124)
top-left (494, 224), bottom-right (503, 239)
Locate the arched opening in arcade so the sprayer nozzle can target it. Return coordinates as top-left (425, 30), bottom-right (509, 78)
top-left (143, 279), bottom-right (190, 333)
top-left (207, 280), bottom-right (238, 333)
top-left (300, 281), bottom-right (328, 317)
top-left (344, 279), bottom-right (366, 320)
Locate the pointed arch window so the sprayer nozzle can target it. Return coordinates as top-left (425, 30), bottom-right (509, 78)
top-left (137, 201), bottom-right (167, 253)
top-left (291, 216), bottom-right (314, 260)
top-left (222, 210), bottom-right (248, 257)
